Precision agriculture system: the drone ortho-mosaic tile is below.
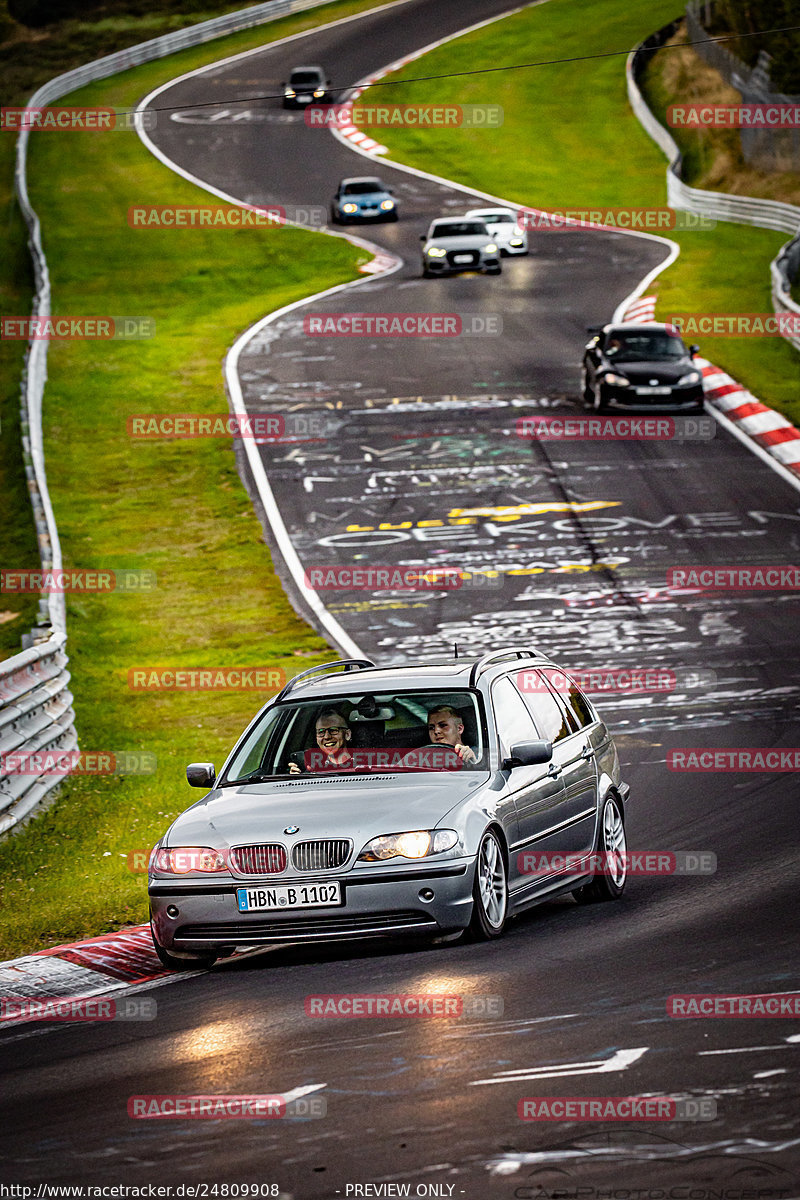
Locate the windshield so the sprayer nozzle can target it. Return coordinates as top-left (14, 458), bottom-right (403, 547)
top-left (223, 689), bottom-right (486, 782)
top-left (479, 212), bottom-right (514, 223)
top-left (606, 334), bottom-right (686, 361)
top-left (430, 222), bottom-right (488, 239)
top-left (290, 71), bottom-right (322, 86)
top-left (342, 181), bottom-right (385, 195)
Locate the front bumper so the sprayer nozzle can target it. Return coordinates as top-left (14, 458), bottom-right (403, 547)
top-left (424, 255), bottom-right (500, 275)
top-left (600, 383), bottom-right (704, 410)
top-left (150, 860), bottom-right (476, 951)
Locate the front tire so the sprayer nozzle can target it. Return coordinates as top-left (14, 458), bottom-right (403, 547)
top-left (467, 829), bottom-right (508, 939)
top-left (573, 793), bottom-right (627, 904)
top-left (151, 920), bottom-right (217, 971)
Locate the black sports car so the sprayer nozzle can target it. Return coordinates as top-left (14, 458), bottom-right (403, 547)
top-left (581, 322), bottom-right (703, 411)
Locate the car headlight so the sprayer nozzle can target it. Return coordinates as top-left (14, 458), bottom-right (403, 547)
top-left (313, 89), bottom-right (325, 98)
top-left (509, 238), bottom-right (524, 246)
top-left (151, 846), bottom-right (228, 874)
top-left (484, 243), bottom-right (498, 254)
top-left (357, 829), bottom-right (459, 862)
top-left (342, 203), bottom-right (358, 213)
top-left (427, 247), bottom-right (447, 257)
top-left (380, 199), bottom-right (394, 210)
top-left (678, 370), bottom-right (701, 385)
top-left (602, 372), bottom-right (630, 387)
top-left (284, 89), bottom-right (295, 98)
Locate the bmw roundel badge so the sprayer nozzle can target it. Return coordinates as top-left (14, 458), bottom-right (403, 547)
top-left (284, 825), bottom-right (300, 834)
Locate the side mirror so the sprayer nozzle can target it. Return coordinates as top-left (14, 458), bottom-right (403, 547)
top-left (502, 740), bottom-right (553, 770)
top-left (186, 762), bottom-right (216, 788)
top-left (280, 82), bottom-right (286, 88)
top-left (419, 233), bottom-right (427, 242)
top-left (689, 344), bottom-right (700, 356)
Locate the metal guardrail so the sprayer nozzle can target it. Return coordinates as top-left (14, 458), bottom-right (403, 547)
top-left (3, 0), bottom-right (338, 836)
top-left (627, 23), bottom-right (800, 354)
top-left (685, 2), bottom-right (800, 173)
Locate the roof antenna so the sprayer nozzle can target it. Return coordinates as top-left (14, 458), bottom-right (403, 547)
top-left (453, 642), bottom-right (459, 659)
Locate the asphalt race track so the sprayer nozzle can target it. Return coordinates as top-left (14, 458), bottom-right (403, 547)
top-left (2, 0), bottom-right (799, 1195)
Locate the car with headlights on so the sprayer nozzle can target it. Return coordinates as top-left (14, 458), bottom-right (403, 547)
top-left (331, 177), bottom-right (398, 224)
top-left (282, 65), bottom-right (330, 108)
top-left (465, 207), bottom-right (528, 255)
top-left (581, 322), bottom-right (703, 412)
top-left (420, 217), bottom-right (502, 277)
top-left (149, 649), bottom-right (630, 970)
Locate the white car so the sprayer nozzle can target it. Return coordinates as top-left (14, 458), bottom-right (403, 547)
top-left (465, 207), bottom-right (528, 255)
top-left (420, 218), bottom-right (501, 278)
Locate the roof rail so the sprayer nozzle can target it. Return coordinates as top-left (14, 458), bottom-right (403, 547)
top-left (468, 647), bottom-right (551, 688)
top-left (274, 659), bottom-right (376, 703)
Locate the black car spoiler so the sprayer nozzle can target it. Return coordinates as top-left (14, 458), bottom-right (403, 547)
top-left (586, 324), bottom-right (606, 334)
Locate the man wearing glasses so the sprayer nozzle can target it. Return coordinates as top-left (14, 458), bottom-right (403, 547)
top-left (288, 708), bottom-right (353, 774)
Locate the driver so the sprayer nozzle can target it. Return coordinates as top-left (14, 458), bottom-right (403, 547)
top-left (425, 705), bottom-right (478, 765)
top-left (288, 708), bottom-right (353, 774)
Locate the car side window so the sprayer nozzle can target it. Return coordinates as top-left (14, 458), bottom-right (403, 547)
top-left (562, 683), bottom-right (596, 729)
top-left (492, 676), bottom-right (538, 757)
top-left (513, 673), bottom-right (572, 743)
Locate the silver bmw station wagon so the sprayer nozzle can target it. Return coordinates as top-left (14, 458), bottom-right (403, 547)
top-left (149, 649), bottom-right (630, 969)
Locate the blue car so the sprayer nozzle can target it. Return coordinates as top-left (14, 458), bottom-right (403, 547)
top-left (331, 177), bottom-right (398, 224)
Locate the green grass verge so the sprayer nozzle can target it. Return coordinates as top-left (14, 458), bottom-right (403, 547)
top-left (0, 0), bottom-right (402, 662)
top-left (356, 0), bottom-right (799, 425)
top-left (0, 0), bottom-right (401, 959)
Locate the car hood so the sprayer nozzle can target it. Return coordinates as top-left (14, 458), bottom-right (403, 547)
top-left (164, 772), bottom-right (486, 849)
top-left (425, 235), bottom-right (492, 250)
top-left (601, 358), bottom-right (694, 382)
top-left (345, 193), bottom-right (389, 204)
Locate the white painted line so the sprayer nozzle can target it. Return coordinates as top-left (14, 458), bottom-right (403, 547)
top-left (699, 1045), bottom-right (797, 1055)
top-left (470, 1045), bottom-right (648, 1085)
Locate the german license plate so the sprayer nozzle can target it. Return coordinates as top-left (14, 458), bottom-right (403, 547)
top-left (453, 254), bottom-right (473, 264)
top-left (298, 94), bottom-right (312, 103)
top-left (636, 386), bottom-right (672, 395)
top-left (362, 208), bottom-right (377, 215)
top-left (236, 882), bottom-right (342, 912)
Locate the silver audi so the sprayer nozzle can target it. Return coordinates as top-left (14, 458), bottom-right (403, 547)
top-left (420, 217), bottom-right (502, 277)
top-left (149, 649), bottom-right (630, 969)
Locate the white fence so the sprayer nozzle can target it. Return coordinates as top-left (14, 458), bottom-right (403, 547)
top-left (627, 27), bottom-right (800, 353)
top-left (3, 0), bottom-right (337, 836)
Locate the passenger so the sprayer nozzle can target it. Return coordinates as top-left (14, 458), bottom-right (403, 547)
top-left (288, 708), bottom-right (353, 774)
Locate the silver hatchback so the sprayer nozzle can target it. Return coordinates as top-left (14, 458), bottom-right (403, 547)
top-left (149, 649), bottom-right (630, 969)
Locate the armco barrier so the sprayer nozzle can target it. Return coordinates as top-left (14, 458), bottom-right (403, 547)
top-left (4, 0), bottom-right (347, 835)
top-left (626, 21), bottom-right (800, 354)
